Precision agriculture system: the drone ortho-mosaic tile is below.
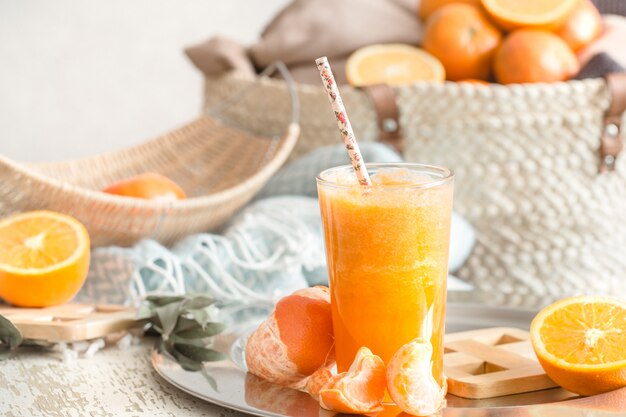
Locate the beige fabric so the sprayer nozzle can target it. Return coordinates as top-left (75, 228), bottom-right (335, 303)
top-left (185, 36), bottom-right (255, 78)
top-left (186, 0), bottom-right (422, 85)
top-left (202, 72), bottom-right (626, 308)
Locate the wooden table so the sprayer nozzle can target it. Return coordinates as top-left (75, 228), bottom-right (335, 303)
top-left (0, 340), bottom-right (244, 417)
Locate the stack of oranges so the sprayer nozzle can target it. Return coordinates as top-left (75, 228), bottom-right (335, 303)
top-left (346, 0), bottom-right (603, 85)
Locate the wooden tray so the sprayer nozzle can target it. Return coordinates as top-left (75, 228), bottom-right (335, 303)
top-left (444, 327), bottom-right (557, 399)
top-left (0, 304), bottom-right (139, 342)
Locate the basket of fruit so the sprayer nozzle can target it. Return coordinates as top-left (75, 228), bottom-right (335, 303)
top-left (195, 0), bottom-right (626, 306)
top-left (0, 63), bottom-right (300, 247)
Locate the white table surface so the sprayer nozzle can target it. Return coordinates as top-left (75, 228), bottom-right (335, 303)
top-left (0, 340), bottom-right (247, 417)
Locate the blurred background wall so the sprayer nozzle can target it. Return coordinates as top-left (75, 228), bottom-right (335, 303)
top-left (0, 0), bottom-right (290, 162)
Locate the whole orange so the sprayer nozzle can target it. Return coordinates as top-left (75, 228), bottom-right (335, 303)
top-left (418, 0), bottom-right (481, 21)
top-left (494, 29), bottom-right (580, 84)
top-left (102, 172), bottom-right (186, 200)
top-left (555, 0), bottom-right (603, 52)
top-left (423, 4), bottom-right (502, 81)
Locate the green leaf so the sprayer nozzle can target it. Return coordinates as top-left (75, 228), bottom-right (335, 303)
top-left (146, 295), bottom-right (185, 307)
top-left (175, 322), bottom-right (225, 339)
top-left (171, 349), bottom-right (204, 372)
top-left (174, 343), bottom-right (226, 363)
top-left (183, 296), bottom-right (216, 310)
top-left (174, 317), bottom-right (203, 333)
top-left (186, 308), bottom-right (210, 326)
top-left (156, 301), bottom-right (184, 337)
top-left (202, 370), bottom-right (219, 392)
top-left (0, 314), bottom-right (22, 360)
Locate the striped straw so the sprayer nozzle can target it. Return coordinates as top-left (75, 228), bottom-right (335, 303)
top-left (315, 56), bottom-right (371, 186)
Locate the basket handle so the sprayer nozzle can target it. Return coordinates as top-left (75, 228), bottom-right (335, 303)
top-left (360, 84), bottom-right (404, 154)
top-left (599, 73), bottom-right (626, 173)
top-left (208, 61), bottom-right (300, 128)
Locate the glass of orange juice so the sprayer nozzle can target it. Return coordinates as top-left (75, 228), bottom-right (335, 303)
top-left (317, 163), bottom-right (453, 384)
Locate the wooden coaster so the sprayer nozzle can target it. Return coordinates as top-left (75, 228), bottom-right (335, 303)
top-left (444, 327), bottom-right (558, 399)
top-left (0, 304), bottom-right (139, 343)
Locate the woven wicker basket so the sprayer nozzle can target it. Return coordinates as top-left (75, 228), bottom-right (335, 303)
top-left (201, 71), bottom-right (626, 307)
top-left (0, 64), bottom-right (300, 247)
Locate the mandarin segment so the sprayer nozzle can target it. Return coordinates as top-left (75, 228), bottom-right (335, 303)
top-left (318, 347), bottom-right (386, 414)
top-left (386, 339), bottom-right (447, 416)
top-left (530, 296), bottom-right (626, 396)
top-left (245, 286), bottom-right (334, 389)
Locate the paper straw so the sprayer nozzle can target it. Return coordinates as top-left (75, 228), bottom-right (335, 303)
top-left (315, 56), bottom-right (372, 186)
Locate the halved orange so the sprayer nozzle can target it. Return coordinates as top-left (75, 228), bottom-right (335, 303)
top-left (481, 0), bottom-right (578, 31)
top-left (0, 211), bottom-right (90, 307)
top-left (318, 347), bottom-right (386, 414)
top-left (530, 296), bottom-right (626, 396)
top-left (346, 44), bottom-right (445, 87)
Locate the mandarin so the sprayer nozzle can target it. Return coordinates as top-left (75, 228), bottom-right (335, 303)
top-left (494, 29), bottom-right (579, 84)
top-left (245, 286), bottom-right (334, 389)
top-left (102, 172), bottom-right (186, 200)
top-left (423, 4), bottom-right (502, 81)
top-left (555, 0), bottom-right (603, 52)
top-left (418, 0), bottom-right (482, 21)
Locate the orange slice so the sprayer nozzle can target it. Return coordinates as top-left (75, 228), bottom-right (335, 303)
top-left (318, 347), bottom-right (386, 414)
top-left (481, 0), bottom-right (578, 31)
top-left (386, 339), bottom-right (447, 416)
top-left (530, 296), bottom-right (626, 396)
top-left (0, 211), bottom-right (90, 307)
top-left (346, 44), bottom-right (445, 87)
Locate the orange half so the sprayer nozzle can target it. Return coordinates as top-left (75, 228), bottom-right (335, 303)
top-left (530, 296), bottom-right (626, 396)
top-left (0, 211), bottom-right (90, 307)
top-left (346, 44), bottom-right (445, 87)
top-left (481, 0), bottom-right (578, 30)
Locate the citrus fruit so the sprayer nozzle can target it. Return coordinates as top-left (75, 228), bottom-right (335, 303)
top-left (245, 286), bottom-right (334, 389)
top-left (0, 211), bottom-right (90, 307)
top-left (555, 0), bottom-right (603, 52)
top-left (481, 0), bottom-right (578, 31)
top-left (418, 0), bottom-right (481, 21)
top-left (494, 29), bottom-right (580, 84)
top-left (530, 296), bottom-right (626, 396)
top-left (345, 44), bottom-right (445, 86)
top-left (318, 347), bottom-right (386, 414)
top-left (423, 4), bottom-right (502, 81)
top-left (386, 338), bottom-right (447, 416)
top-left (102, 172), bottom-right (186, 200)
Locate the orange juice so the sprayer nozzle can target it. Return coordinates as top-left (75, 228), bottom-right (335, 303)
top-left (317, 163), bottom-right (453, 384)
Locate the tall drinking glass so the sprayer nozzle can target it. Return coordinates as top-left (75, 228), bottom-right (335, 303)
top-left (317, 163), bottom-right (454, 384)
